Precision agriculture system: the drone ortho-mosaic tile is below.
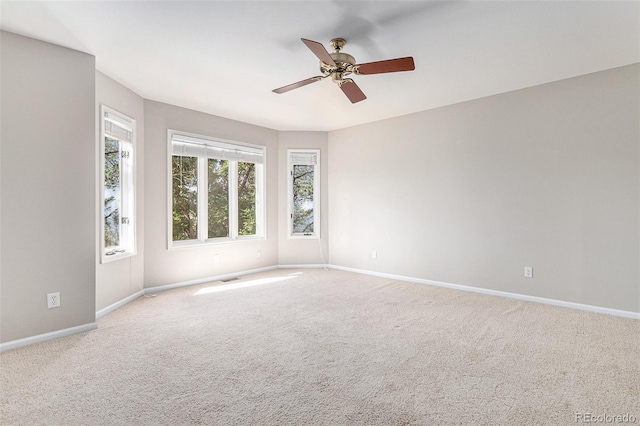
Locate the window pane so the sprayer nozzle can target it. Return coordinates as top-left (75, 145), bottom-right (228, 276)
top-left (172, 156), bottom-right (198, 240)
top-left (104, 137), bottom-right (120, 248)
top-left (238, 162), bottom-right (256, 236)
top-left (292, 164), bottom-right (314, 234)
top-left (208, 159), bottom-right (229, 238)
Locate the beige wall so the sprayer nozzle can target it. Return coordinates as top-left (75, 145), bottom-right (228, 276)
top-left (143, 100), bottom-right (279, 287)
top-left (328, 64), bottom-right (640, 313)
top-left (95, 71), bottom-right (145, 311)
top-left (0, 31), bottom-right (97, 342)
top-left (278, 132), bottom-right (329, 265)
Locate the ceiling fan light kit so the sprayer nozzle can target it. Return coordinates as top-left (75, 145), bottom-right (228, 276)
top-left (273, 38), bottom-right (415, 104)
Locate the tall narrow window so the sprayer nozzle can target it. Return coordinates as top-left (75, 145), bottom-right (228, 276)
top-left (172, 155), bottom-right (198, 240)
top-left (288, 149), bottom-right (320, 238)
top-left (169, 131), bottom-right (265, 247)
top-left (101, 106), bottom-right (136, 262)
top-left (238, 162), bottom-right (256, 236)
top-left (208, 158), bottom-right (229, 239)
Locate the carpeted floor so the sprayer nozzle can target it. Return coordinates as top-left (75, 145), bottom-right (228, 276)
top-left (1, 268), bottom-right (638, 425)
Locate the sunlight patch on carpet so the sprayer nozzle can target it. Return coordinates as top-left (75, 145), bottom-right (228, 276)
top-left (193, 276), bottom-right (297, 295)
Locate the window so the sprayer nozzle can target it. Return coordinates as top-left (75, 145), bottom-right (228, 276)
top-left (169, 131), bottom-right (265, 246)
top-left (100, 106), bottom-right (136, 263)
top-left (288, 149), bottom-right (320, 238)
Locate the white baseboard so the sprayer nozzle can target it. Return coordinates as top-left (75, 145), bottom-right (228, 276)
top-left (279, 264), bottom-right (328, 269)
top-left (0, 322), bottom-right (98, 352)
top-left (106, 263), bottom-right (639, 320)
top-left (5, 263), bottom-right (636, 352)
top-left (144, 265), bottom-right (279, 294)
top-left (328, 264), bottom-right (640, 320)
top-left (96, 290), bottom-right (144, 319)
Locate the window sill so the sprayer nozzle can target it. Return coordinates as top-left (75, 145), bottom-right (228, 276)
top-left (101, 250), bottom-right (136, 264)
top-left (169, 235), bottom-right (266, 250)
top-left (288, 234), bottom-right (320, 240)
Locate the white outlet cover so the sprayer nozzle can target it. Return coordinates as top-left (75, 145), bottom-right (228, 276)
top-left (524, 267), bottom-right (533, 278)
top-left (47, 292), bottom-right (60, 309)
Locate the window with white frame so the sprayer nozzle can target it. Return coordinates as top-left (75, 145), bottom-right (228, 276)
top-left (101, 106), bottom-right (136, 262)
top-left (169, 131), bottom-right (265, 246)
top-left (288, 149), bottom-right (320, 238)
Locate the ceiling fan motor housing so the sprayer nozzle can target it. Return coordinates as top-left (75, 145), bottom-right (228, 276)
top-left (320, 37), bottom-right (356, 82)
top-left (329, 52), bottom-right (355, 67)
top-left (321, 53), bottom-right (355, 72)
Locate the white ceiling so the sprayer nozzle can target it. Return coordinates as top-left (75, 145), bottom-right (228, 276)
top-left (1, 1), bottom-right (638, 131)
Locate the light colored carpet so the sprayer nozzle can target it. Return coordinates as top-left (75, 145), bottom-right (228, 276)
top-left (1, 268), bottom-right (638, 425)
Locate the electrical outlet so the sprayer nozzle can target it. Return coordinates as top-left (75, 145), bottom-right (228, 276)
top-left (213, 254), bottom-right (220, 264)
top-left (257, 250), bottom-right (261, 261)
top-left (372, 250), bottom-right (377, 259)
top-left (47, 292), bottom-right (60, 309)
top-left (524, 267), bottom-right (533, 278)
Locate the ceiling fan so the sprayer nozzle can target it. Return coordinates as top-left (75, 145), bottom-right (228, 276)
top-left (272, 38), bottom-right (415, 104)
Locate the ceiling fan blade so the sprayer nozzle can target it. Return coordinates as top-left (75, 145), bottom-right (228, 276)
top-left (340, 79), bottom-right (367, 104)
top-left (301, 38), bottom-right (336, 66)
top-left (355, 57), bottom-right (415, 75)
top-left (272, 76), bottom-right (324, 94)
